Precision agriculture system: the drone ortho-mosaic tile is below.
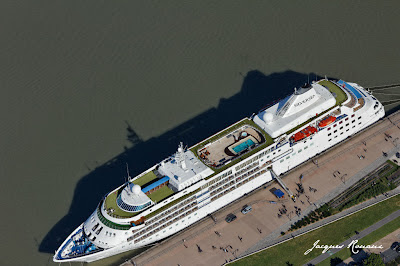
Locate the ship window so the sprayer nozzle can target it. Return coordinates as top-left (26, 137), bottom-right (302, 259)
top-left (334, 124), bottom-right (337, 127)
top-left (334, 136), bottom-right (337, 138)
top-left (328, 133), bottom-right (332, 136)
top-left (339, 121), bottom-right (343, 124)
top-left (328, 139), bottom-right (332, 141)
top-left (352, 120), bottom-right (355, 123)
top-left (278, 149), bottom-right (281, 152)
top-left (298, 149), bottom-right (302, 153)
top-left (359, 122), bottom-right (362, 125)
top-left (310, 142), bottom-right (314, 146)
top-left (340, 132), bottom-right (343, 135)
top-left (304, 146), bottom-right (308, 149)
top-left (346, 123), bottom-right (349, 126)
top-left (351, 114), bottom-right (355, 117)
top-left (346, 129), bottom-right (349, 132)
top-left (352, 125), bottom-right (355, 128)
top-left (328, 127), bottom-right (331, 130)
top-left (273, 152), bottom-right (276, 155)
top-left (280, 159), bottom-right (284, 163)
top-left (345, 118), bottom-right (349, 121)
top-left (340, 127), bottom-right (343, 130)
top-left (286, 156), bottom-right (290, 159)
top-left (334, 130), bottom-right (337, 133)
top-left (358, 116), bottom-right (361, 119)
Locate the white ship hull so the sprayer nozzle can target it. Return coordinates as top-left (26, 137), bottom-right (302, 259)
top-left (54, 80), bottom-right (385, 263)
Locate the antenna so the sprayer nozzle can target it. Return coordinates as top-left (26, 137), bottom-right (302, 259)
top-left (126, 163), bottom-right (131, 182)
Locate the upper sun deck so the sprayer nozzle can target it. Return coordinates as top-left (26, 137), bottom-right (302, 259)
top-left (191, 118), bottom-right (274, 173)
top-left (253, 80), bottom-right (344, 138)
top-left (104, 170), bottom-right (175, 218)
top-left (318, 79), bottom-right (348, 106)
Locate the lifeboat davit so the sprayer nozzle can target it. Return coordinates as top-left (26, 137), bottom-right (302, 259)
top-left (290, 126), bottom-right (318, 142)
top-left (318, 116), bottom-right (336, 128)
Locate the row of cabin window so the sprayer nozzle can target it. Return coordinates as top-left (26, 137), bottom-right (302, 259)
top-left (146, 196), bottom-right (196, 225)
top-left (280, 144), bottom-right (313, 162)
top-left (327, 115), bottom-right (361, 131)
top-left (235, 152), bottom-right (264, 171)
top-left (132, 206), bottom-right (199, 242)
top-left (328, 122), bottom-right (361, 141)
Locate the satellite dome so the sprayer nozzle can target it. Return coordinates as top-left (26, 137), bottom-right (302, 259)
top-left (130, 184), bottom-right (141, 194)
top-left (263, 113), bottom-right (274, 124)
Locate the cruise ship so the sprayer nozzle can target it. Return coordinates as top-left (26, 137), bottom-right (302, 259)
top-left (54, 78), bottom-right (384, 263)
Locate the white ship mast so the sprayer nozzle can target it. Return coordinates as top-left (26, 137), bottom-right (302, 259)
top-left (176, 142), bottom-right (187, 170)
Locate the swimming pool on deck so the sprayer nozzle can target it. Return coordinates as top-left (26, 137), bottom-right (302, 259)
top-left (232, 139), bottom-right (255, 153)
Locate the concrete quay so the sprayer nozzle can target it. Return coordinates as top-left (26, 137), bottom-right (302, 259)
top-left (122, 111), bottom-right (400, 266)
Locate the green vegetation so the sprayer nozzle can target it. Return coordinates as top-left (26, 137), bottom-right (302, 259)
top-left (318, 79), bottom-right (348, 106)
top-left (337, 161), bottom-right (398, 211)
top-left (104, 189), bottom-right (134, 218)
top-left (363, 253), bottom-right (385, 266)
top-left (231, 195), bottom-right (400, 266)
top-left (147, 186), bottom-right (174, 203)
top-left (289, 204), bottom-right (332, 231)
top-left (96, 204), bottom-right (131, 230)
top-left (132, 170), bottom-right (157, 187)
top-left (289, 161), bottom-right (399, 231)
top-left (318, 216), bottom-right (400, 266)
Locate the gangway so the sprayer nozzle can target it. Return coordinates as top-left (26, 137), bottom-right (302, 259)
top-left (270, 169), bottom-right (296, 202)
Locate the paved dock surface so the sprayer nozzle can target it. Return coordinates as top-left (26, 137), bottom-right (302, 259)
top-left (122, 111), bottom-right (400, 266)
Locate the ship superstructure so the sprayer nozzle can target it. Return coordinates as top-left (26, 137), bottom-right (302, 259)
top-left (54, 78), bottom-right (384, 262)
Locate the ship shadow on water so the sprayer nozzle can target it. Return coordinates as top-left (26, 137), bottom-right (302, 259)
top-left (39, 70), bottom-right (324, 264)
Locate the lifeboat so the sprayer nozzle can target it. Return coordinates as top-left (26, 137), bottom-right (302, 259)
top-left (290, 126), bottom-right (318, 142)
top-left (318, 116), bottom-right (336, 128)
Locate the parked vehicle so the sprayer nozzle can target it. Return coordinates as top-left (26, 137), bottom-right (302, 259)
top-left (241, 205), bottom-right (252, 214)
top-left (225, 213), bottom-right (237, 223)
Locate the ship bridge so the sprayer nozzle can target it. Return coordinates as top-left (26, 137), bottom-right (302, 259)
top-left (253, 82), bottom-right (336, 138)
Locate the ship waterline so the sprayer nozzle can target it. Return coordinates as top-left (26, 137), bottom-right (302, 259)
top-left (54, 78), bottom-right (385, 263)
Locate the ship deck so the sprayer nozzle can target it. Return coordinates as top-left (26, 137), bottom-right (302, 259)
top-left (191, 119), bottom-right (273, 171)
top-left (104, 173), bottom-right (175, 218)
top-left (318, 80), bottom-right (348, 106)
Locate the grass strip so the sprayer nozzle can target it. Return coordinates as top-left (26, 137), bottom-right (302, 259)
top-left (148, 186), bottom-right (175, 203)
top-left (231, 195), bottom-right (400, 266)
top-left (318, 216), bottom-right (400, 266)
